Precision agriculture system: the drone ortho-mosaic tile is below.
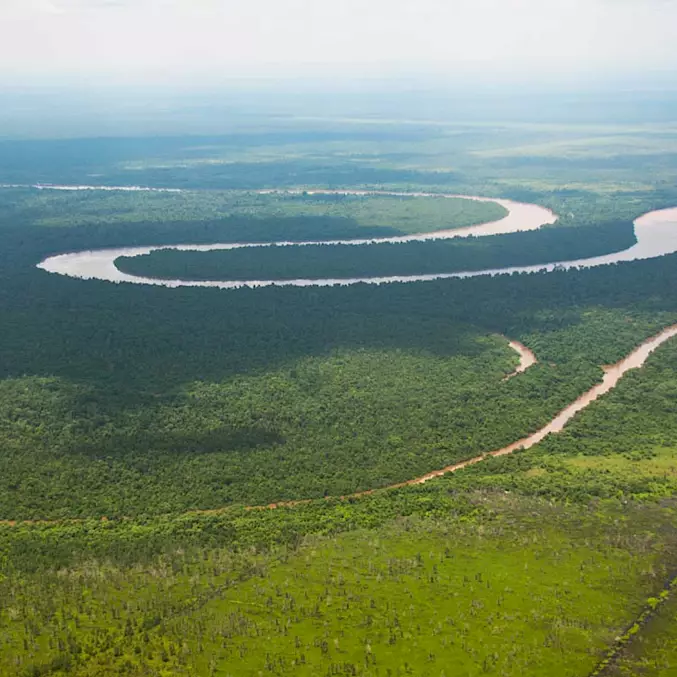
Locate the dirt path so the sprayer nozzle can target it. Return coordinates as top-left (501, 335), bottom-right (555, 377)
top-left (2, 325), bottom-right (676, 525)
top-left (248, 323), bottom-right (677, 510)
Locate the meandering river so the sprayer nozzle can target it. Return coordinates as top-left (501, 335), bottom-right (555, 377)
top-left (36, 190), bottom-right (677, 290)
top-left (29, 187), bottom-right (677, 497)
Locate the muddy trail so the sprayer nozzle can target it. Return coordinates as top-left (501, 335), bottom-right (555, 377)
top-left (1, 325), bottom-right (676, 526)
top-left (242, 324), bottom-right (677, 510)
top-left (3, 191), bottom-right (677, 522)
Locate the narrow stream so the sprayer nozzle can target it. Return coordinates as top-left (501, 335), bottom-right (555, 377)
top-left (409, 324), bottom-right (677, 485)
top-left (254, 323), bottom-right (677, 509)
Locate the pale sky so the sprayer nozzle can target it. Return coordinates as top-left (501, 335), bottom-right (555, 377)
top-left (2, 0), bottom-right (677, 85)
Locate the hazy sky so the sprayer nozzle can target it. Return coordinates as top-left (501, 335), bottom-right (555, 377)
top-left (2, 0), bottom-right (677, 85)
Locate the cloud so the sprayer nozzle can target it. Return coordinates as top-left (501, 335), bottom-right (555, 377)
top-left (12, 0), bottom-right (180, 12)
top-left (5, 0), bottom-right (64, 14)
top-left (54, 0), bottom-right (165, 9)
top-left (1, 0), bottom-right (676, 83)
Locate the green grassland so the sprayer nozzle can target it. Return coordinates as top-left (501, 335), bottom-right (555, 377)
top-left (5, 313), bottom-right (677, 675)
top-left (607, 587), bottom-right (677, 676)
top-left (3, 301), bottom-right (677, 674)
top-left (162, 506), bottom-right (677, 677)
top-left (4, 500), bottom-right (677, 677)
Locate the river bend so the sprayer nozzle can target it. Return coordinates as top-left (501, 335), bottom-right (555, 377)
top-left (28, 188), bottom-right (677, 501)
top-left (36, 190), bottom-right (677, 289)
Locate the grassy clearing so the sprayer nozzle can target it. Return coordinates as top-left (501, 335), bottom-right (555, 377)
top-left (179, 507), bottom-right (673, 677)
top-left (3, 498), bottom-right (677, 677)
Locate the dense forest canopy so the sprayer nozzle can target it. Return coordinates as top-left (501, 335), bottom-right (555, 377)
top-left (0, 181), bottom-right (676, 517)
top-left (115, 220), bottom-right (635, 282)
top-left (1, 190), bottom-right (507, 234)
top-left (3, 119), bottom-right (677, 675)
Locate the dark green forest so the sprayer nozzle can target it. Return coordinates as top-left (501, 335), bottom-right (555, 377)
top-left (116, 219), bottom-right (635, 282)
top-left (1, 193), bottom-right (677, 517)
top-left (3, 120), bottom-right (677, 675)
top-left (0, 159), bottom-right (677, 519)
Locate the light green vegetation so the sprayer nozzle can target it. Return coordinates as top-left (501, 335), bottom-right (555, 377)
top-left (166, 509), bottom-right (675, 677)
top-left (606, 584), bottom-right (677, 676)
top-left (2, 498), bottom-right (677, 677)
top-left (426, 336), bottom-right (677, 676)
top-left (3, 114), bottom-right (677, 675)
top-left (7, 189), bottom-right (506, 236)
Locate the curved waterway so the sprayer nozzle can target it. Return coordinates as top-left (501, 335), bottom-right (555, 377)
top-left (505, 340), bottom-right (537, 379)
top-left (2, 324), bottom-right (674, 525)
top-left (27, 187), bottom-right (677, 509)
top-left (407, 323), bottom-right (677, 486)
top-left (0, 182), bottom-right (182, 193)
top-left (37, 190), bottom-right (556, 286)
top-left (36, 191), bottom-right (677, 289)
